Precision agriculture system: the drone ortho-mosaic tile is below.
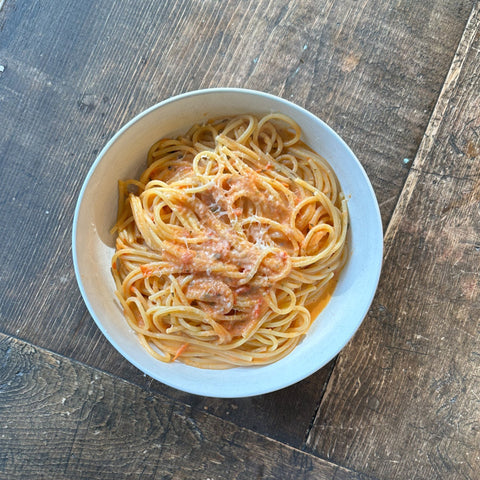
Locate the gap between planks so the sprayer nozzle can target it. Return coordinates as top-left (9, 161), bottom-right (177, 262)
top-left (382, 0), bottom-right (480, 260)
top-left (302, 357), bottom-right (339, 449)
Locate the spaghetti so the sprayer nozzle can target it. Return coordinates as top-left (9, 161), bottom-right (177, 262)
top-left (111, 113), bottom-right (348, 369)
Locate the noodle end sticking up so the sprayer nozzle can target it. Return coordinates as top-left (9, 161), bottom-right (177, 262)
top-left (111, 113), bottom-right (348, 369)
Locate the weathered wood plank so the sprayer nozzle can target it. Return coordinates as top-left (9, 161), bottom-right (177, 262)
top-left (0, 0), bottom-right (475, 448)
top-left (0, 0), bottom-right (338, 447)
top-left (306, 4), bottom-right (480, 479)
top-left (0, 333), bottom-right (371, 480)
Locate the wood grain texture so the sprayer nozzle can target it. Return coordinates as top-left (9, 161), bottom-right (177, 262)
top-left (0, 333), bottom-right (371, 480)
top-left (306, 4), bottom-right (480, 479)
top-left (0, 0), bottom-right (475, 449)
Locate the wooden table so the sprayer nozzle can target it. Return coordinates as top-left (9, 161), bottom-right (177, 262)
top-left (1, 1), bottom-right (479, 478)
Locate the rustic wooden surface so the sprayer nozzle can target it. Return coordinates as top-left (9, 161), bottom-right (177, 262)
top-left (306, 4), bottom-right (480, 479)
top-left (0, 333), bottom-right (366, 480)
top-left (0, 0), bottom-right (479, 478)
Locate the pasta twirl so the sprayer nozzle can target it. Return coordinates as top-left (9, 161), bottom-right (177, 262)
top-left (111, 113), bottom-right (348, 369)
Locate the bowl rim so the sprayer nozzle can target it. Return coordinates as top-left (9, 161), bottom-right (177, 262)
top-left (72, 87), bottom-right (383, 397)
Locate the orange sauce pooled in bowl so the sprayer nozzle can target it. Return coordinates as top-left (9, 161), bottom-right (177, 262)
top-left (307, 277), bottom-right (338, 322)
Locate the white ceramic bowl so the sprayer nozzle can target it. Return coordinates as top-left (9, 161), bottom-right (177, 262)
top-left (72, 88), bottom-right (383, 398)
